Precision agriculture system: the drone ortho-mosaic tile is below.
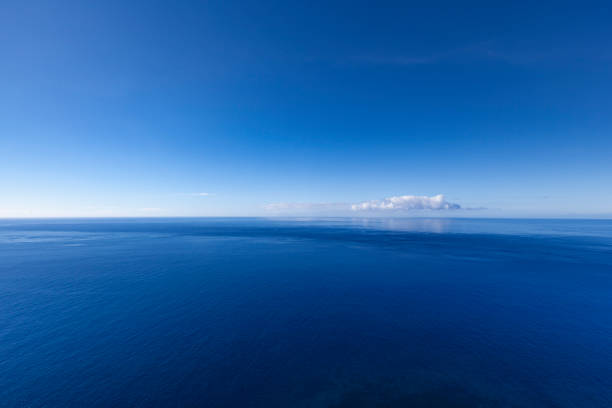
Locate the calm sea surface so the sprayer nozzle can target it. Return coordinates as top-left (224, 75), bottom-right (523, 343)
top-left (1, 218), bottom-right (611, 407)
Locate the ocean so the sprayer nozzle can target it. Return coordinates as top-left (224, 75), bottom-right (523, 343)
top-left (1, 218), bottom-right (611, 407)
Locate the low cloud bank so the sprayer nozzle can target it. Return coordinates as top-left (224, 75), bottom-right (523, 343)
top-left (352, 194), bottom-right (460, 211)
top-left (264, 194), bottom-right (461, 214)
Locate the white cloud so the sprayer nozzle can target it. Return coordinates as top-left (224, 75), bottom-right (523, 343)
top-left (351, 194), bottom-right (460, 211)
top-left (264, 194), bottom-right (461, 214)
top-left (192, 192), bottom-right (213, 197)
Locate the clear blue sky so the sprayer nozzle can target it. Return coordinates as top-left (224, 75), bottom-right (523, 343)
top-left (1, 0), bottom-right (611, 217)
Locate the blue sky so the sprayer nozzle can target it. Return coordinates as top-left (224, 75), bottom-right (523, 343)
top-left (1, 0), bottom-right (611, 217)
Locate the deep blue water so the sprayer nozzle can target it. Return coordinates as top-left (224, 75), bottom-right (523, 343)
top-left (1, 218), bottom-right (611, 407)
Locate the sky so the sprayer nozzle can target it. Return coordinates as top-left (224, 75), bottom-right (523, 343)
top-left (1, 0), bottom-right (611, 217)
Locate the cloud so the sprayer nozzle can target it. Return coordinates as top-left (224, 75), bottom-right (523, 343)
top-left (263, 202), bottom-right (348, 212)
top-left (351, 194), bottom-right (460, 211)
top-left (348, 42), bottom-right (487, 67)
top-left (264, 194), bottom-right (461, 214)
top-left (349, 40), bottom-right (559, 67)
top-left (192, 192), bottom-right (214, 197)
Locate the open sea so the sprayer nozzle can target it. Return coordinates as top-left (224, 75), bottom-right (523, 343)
top-left (1, 218), bottom-right (611, 407)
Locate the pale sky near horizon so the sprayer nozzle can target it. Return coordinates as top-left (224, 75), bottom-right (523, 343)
top-left (2, 1), bottom-right (611, 217)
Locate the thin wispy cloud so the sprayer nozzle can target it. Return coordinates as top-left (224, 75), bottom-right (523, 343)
top-left (348, 39), bottom-right (595, 67)
top-left (172, 192), bottom-right (215, 198)
top-left (263, 202), bottom-right (348, 212)
top-left (349, 42), bottom-right (491, 67)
